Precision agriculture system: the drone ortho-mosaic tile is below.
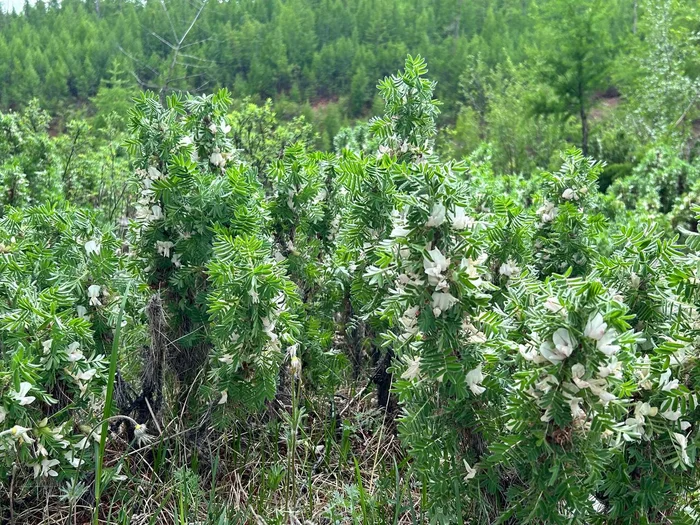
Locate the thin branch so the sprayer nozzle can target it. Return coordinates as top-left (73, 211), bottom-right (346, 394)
top-left (159, 0), bottom-right (179, 41)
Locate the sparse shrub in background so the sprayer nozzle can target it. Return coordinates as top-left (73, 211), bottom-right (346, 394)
top-left (228, 98), bottom-right (316, 175)
top-left (608, 144), bottom-right (700, 215)
top-left (0, 101), bottom-right (133, 220)
top-left (0, 101), bottom-right (60, 210)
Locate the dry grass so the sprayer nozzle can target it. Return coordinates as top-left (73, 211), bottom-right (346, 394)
top-left (3, 383), bottom-right (425, 525)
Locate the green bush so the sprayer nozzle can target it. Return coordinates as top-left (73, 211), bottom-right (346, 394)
top-left (2, 55), bottom-right (700, 524)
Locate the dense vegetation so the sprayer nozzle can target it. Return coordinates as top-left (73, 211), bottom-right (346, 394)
top-left (2, 0), bottom-right (700, 523)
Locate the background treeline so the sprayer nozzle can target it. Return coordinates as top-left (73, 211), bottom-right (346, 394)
top-left (1, 0), bottom-right (700, 179)
top-left (2, 0), bottom-right (699, 165)
top-left (2, 0), bottom-right (542, 114)
top-left (0, 2), bottom-right (667, 112)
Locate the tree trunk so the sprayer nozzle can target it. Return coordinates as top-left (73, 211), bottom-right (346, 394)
top-left (580, 101), bottom-right (589, 156)
top-left (372, 347), bottom-right (395, 411)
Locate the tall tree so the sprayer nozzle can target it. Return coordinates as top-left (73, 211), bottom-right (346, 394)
top-left (533, 0), bottom-right (613, 155)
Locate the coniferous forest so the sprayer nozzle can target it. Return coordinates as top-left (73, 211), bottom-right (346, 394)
top-left (2, 0), bottom-right (700, 523)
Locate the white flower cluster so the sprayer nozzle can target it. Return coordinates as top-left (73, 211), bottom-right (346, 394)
top-left (536, 201), bottom-right (558, 223)
top-left (0, 416), bottom-right (96, 479)
top-left (424, 203), bottom-right (475, 231)
top-left (134, 166), bottom-right (165, 224)
top-left (398, 305), bottom-right (420, 341)
top-left (561, 185), bottom-right (587, 201)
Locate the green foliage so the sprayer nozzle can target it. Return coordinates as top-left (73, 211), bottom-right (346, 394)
top-left (0, 100), bottom-right (59, 209)
top-left (228, 98), bottom-right (316, 175)
top-left (0, 100), bottom-right (133, 219)
top-left (3, 43), bottom-right (700, 523)
top-left (0, 202), bottom-right (141, 487)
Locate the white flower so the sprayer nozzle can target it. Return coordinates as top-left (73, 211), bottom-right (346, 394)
top-left (171, 253), bottom-right (182, 268)
top-left (12, 382), bottom-right (36, 406)
top-left (539, 329), bottom-right (576, 364)
top-left (636, 356), bottom-right (653, 390)
top-left (432, 291), bottom-right (458, 316)
top-left (553, 329), bottom-right (576, 358)
top-left (570, 397), bottom-right (586, 421)
top-left (390, 224), bottom-right (411, 238)
top-left (262, 317), bottom-right (278, 342)
top-left (423, 248), bottom-right (450, 287)
top-left (544, 297), bottom-right (567, 316)
top-left (562, 188), bottom-right (577, 200)
top-left (179, 135), bottom-right (193, 147)
top-left (535, 374), bottom-right (559, 395)
top-left (630, 272), bottom-right (640, 289)
top-left (73, 437), bottom-right (91, 451)
top-left (539, 341), bottom-right (565, 364)
top-left (598, 356), bottom-right (622, 379)
top-left (147, 166), bottom-right (162, 179)
top-left (0, 407), bottom-right (6, 424)
top-left (133, 423), bottom-right (154, 447)
top-left (220, 122), bottom-right (231, 134)
top-left (219, 354), bottom-right (234, 365)
top-left (76, 305), bottom-right (88, 319)
top-left (584, 313), bottom-right (607, 341)
top-left (5, 425), bottom-right (34, 443)
top-left (75, 369), bottom-right (96, 381)
top-left (42, 339), bottom-right (53, 354)
top-left (636, 402), bottom-right (657, 418)
top-left (465, 365), bottom-right (486, 395)
top-left (460, 257), bottom-right (483, 288)
top-left (87, 285), bottom-right (101, 306)
top-left (401, 356), bottom-right (422, 381)
top-left (537, 201), bottom-right (558, 223)
top-left (377, 145), bottom-right (391, 157)
top-left (64, 450), bottom-right (83, 469)
top-left (499, 259), bottom-right (519, 278)
top-left (672, 432), bottom-right (691, 466)
top-left (210, 148), bottom-right (226, 167)
top-left (218, 390), bottom-right (228, 405)
top-left (463, 460), bottom-right (477, 481)
top-left (662, 379), bottom-right (680, 392)
top-left (623, 414), bottom-right (645, 437)
top-left (33, 458), bottom-right (60, 478)
top-left (597, 330), bottom-right (620, 356)
top-left (151, 205), bottom-right (163, 220)
top-left (571, 363), bottom-right (585, 379)
top-left (67, 342), bottom-right (84, 362)
top-left (399, 306), bottom-right (420, 336)
top-left (156, 240), bottom-right (174, 258)
top-left (84, 240), bottom-right (100, 256)
top-left (449, 207), bottom-right (473, 230)
top-left (518, 344), bottom-right (539, 362)
top-left (597, 390), bottom-right (617, 406)
top-left (540, 407), bottom-right (553, 422)
top-left (661, 410), bottom-right (681, 421)
top-left (425, 203), bottom-right (446, 228)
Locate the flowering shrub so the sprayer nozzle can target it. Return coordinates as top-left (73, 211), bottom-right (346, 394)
top-left (354, 57), bottom-right (700, 522)
top-left (1, 56), bottom-right (700, 522)
top-left (0, 203), bottom-right (138, 487)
